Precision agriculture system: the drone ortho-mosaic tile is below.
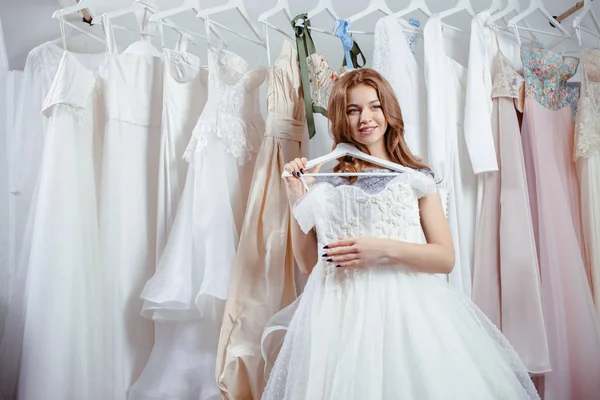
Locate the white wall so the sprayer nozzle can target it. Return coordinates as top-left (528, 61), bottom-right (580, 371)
top-left (0, 0), bottom-right (595, 70)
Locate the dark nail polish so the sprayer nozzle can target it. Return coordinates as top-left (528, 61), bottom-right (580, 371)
top-left (323, 245), bottom-right (329, 249)
top-left (336, 265), bottom-right (341, 268)
top-left (322, 253), bottom-right (328, 257)
top-left (327, 258), bottom-right (332, 262)
top-left (300, 168), bottom-right (304, 174)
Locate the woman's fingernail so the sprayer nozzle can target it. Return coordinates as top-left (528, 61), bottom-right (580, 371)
top-left (323, 245), bottom-right (329, 249)
top-left (300, 168), bottom-right (304, 174)
top-left (322, 253), bottom-right (328, 257)
top-left (336, 265), bottom-right (341, 268)
top-left (327, 258), bottom-right (332, 262)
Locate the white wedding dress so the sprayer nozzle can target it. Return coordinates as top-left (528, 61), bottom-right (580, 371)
top-left (130, 48), bottom-right (266, 400)
top-left (261, 169), bottom-right (539, 400)
top-left (2, 48), bottom-right (105, 400)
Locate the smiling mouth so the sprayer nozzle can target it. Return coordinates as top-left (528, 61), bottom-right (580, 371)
top-left (359, 126), bottom-right (377, 134)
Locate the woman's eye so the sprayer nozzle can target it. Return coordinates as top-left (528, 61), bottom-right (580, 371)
top-left (347, 109), bottom-right (359, 114)
top-left (372, 104), bottom-right (382, 110)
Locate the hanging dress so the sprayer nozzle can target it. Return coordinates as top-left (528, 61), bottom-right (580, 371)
top-left (373, 16), bottom-right (428, 163)
top-left (215, 41), bottom-right (305, 400)
top-left (97, 17), bottom-right (164, 399)
top-left (156, 47), bottom-right (208, 262)
top-left (472, 49), bottom-right (549, 373)
top-left (574, 49), bottom-right (600, 319)
top-left (0, 41), bottom-right (105, 400)
top-left (261, 169), bottom-right (539, 400)
top-left (129, 47), bottom-right (266, 400)
top-left (292, 14), bottom-right (364, 160)
top-left (520, 47), bottom-right (600, 400)
top-left (423, 15), bottom-right (474, 297)
top-left (1, 43), bottom-right (106, 399)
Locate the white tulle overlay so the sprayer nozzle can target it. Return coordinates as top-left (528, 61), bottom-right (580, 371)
top-left (261, 170), bottom-right (539, 400)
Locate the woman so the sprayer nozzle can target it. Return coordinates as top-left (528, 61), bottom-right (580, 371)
top-left (261, 69), bottom-right (539, 399)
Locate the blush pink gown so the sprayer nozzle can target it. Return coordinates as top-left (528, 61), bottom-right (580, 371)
top-left (472, 50), bottom-right (549, 374)
top-left (520, 48), bottom-right (600, 400)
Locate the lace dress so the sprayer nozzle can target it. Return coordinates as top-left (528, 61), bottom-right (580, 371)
top-left (129, 48), bottom-right (266, 400)
top-left (520, 48), bottom-right (600, 399)
top-left (472, 50), bottom-right (549, 373)
top-left (373, 16), bottom-right (427, 162)
top-left (574, 49), bottom-right (600, 320)
top-left (261, 169), bottom-right (539, 400)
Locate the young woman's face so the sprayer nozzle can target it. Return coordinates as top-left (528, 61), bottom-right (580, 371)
top-left (346, 84), bottom-right (388, 151)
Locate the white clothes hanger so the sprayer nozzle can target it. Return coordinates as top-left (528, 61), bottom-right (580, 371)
top-left (281, 143), bottom-right (410, 179)
top-left (289, 0), bottom-right (338, 37)
top-left (486, 0), bottom-right (503, 14)
top-left (52, 0), bottom-right (102, 20)
top-left (307, 0), bottom-right (339, 21)
top-left (347, 0), bottom-right (392, 24)
top-left (573, 0), bottom-right (600, 44)
top-left (386, 0), bottom-right (462, 34)
top-left (486, 0), bottom-right (539, 44)
top-left (51, 17), bottom-right (106, 47)
top-left (91, 1), bottom-right (201, 49)
top-left (258, 0), bottom-right (294, 65)
top-left (436, 0), bottom-right (475, 33)
top-left (387, 0), bottom-right (433, 20)
top-left (506, 0), bottom-right (571, 44)
top-left (148, 0), bottom-right (226, 45)
top-left (52, 1), bottom-right (106, 47)
top-left (196, 0), bottom-right (266, 47)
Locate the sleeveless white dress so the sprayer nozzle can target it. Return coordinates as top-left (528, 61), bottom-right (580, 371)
top-left (261, 170), bottom-right (539, 400)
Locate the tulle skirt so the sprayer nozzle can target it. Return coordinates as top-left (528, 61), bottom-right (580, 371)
top-left (262, 263), bottom-right (540, 400)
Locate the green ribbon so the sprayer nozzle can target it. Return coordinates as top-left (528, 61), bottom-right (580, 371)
top-left (292, 13), bottom-right (318, 139)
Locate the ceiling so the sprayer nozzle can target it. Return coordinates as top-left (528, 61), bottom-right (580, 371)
top-left (0, 0), bottom-right (597, 70)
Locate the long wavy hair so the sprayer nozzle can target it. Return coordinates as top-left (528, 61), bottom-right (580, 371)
top-left (327, 68), bottom-right (428, 182)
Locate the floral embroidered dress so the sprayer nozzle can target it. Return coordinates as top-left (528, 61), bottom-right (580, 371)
top-left (292, 13), bottom-right (364, 159)
top-left (520, 48), bottom-right (600, 400)
top-left (574, 50), bottom-right (600, 320)
top-left (261, 169), bottom-right (539, 400)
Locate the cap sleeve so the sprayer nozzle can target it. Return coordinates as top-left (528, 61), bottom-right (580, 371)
top-left (292, 184), bottom-right (326, 234)
top-left (412, 169), bottom-right (437, 199)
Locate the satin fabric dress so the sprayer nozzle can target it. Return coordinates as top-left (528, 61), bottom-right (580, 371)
top-left (215, 41), bottom-right (305, 400)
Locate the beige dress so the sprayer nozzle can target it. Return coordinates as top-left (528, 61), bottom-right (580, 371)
top-left (215, 41), bottom-right (305, 400)
top-left (471, 51), bottom-right (549, 373)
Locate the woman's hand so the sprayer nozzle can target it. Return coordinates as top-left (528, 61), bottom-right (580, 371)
top-left (322, 237), bottom-right (387, 268)
top-left (283, 157), bottom-right (323, 204)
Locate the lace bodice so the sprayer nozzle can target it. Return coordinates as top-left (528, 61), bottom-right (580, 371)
top-left (575, 50), bottom-right (600, 158)
top-left (184, 48), bottom-right (266, 164)
top-left (521, 48), bottom-right (579, 110)
top-left (491, 50), bottom-right (525, 111)
top-left (567, 82), bottom-right (581, 116)
top-left (293, 169), bottom-right (436, 274)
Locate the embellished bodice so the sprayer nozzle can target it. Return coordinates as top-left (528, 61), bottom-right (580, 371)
top-left (184, 48), bottom-right (266, 164)
top-left (293, 169), bottom-right (436, 274)
top-left (306, 54), bottom-right (346, 111)
top-left (491, 50), bottom-right (525, 111)
top-left (575, 50), bottom-right (600, 158)
top-left (521, 48), bottom-right (579, 110)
